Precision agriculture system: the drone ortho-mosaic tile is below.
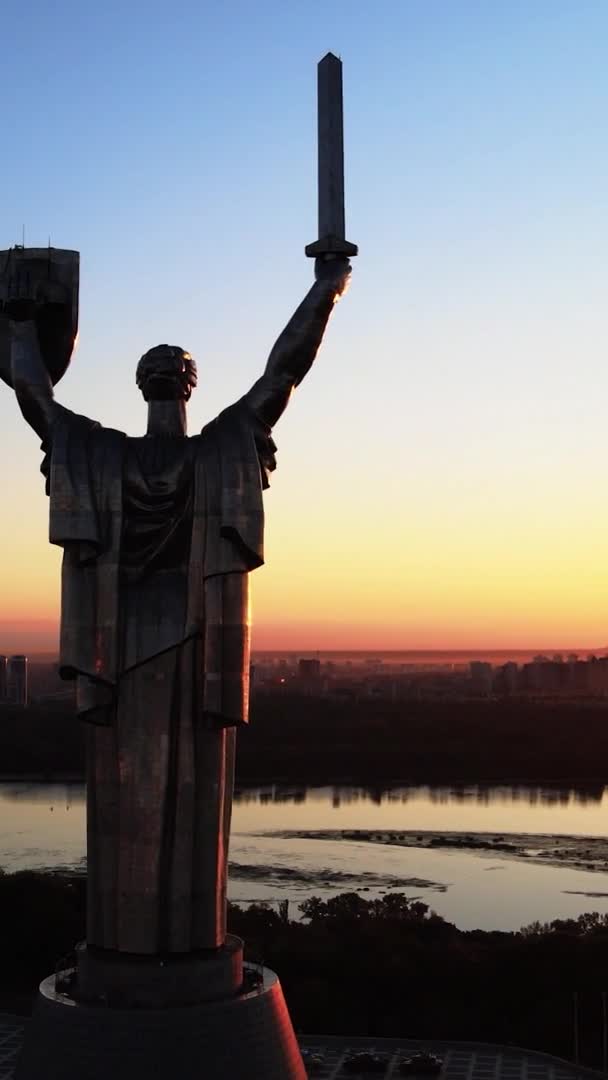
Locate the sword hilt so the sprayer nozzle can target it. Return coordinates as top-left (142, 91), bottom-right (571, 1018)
top-left (305, 235), bottom-right (358, 258)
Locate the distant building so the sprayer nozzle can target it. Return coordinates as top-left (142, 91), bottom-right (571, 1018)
top-left (470, 661), bottom-right (493, 697)
top-left (523, 655), bottom-right (582, 696)
top-left (587, 655), bottom-right (608, 696)
top-left (297, 658), bottom-right (322, 695)
top-left (524, 656), bottom-right (552, 693)
top-left (501, 661), bottom-right (519, 696)
top-left (7, 655), bottom-right (28, 706)
top-left (298, 658), bottom-right (321, 682)
top-left (0, 655), bottom-right (7, 700)
top-left (569, 659), bottom-right (590, 694)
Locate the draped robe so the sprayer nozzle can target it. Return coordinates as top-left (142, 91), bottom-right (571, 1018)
top-left (42, 400), bottom-right (276, 953)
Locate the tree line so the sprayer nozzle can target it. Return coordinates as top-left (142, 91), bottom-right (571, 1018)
top-left (3, 694), bottom-right (608, 783)
top-left (2, 870), bottom-right (608, 1068)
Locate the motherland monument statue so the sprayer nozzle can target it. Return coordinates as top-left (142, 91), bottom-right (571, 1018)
top-left (1, 53), bottom-right (356, 1080)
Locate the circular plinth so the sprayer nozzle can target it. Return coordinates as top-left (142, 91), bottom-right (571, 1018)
top-left (75, 935), bottom-right (243, 1007)
top-left (15, 964), bottom-right (306, 1080)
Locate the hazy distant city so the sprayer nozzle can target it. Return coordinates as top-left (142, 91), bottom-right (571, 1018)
top-left (253, 649), bottom-right (608, 702)
top-left (4, 646), bottom-right (608, 710)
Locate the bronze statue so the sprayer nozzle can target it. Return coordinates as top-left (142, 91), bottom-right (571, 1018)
top-left (0, 254), bottom-right (350, 956)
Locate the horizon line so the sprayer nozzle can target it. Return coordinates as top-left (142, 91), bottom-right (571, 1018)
top-left (10, 645), bottom-right (608, 659)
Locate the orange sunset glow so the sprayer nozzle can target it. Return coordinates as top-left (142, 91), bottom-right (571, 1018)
top-left (2, 5), bottom-right (608, 659)
top-left (2, 452), bottom-right (608, 654)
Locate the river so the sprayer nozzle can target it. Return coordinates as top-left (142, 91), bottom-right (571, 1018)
top-left (1, 782), bottom-right (608, 931)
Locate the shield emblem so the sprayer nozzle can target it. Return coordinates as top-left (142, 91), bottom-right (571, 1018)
top-left (0, 246), bottom-right (79, 387)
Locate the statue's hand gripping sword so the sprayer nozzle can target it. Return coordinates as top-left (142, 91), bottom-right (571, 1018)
top-left (305, 53), bottom-right (358, 260)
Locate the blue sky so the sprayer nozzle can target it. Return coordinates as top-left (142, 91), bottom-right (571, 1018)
top-left (2, 1), bottom-right (608, 649)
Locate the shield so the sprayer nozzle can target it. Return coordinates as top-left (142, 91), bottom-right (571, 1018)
top-left (0, 246), bottom-right (79, 387)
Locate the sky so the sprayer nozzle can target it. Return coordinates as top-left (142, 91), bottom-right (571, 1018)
top-left (1, 0), bottom-right (608, 652)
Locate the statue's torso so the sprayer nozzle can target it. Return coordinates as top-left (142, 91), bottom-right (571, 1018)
top-left (122, 435), bottom-right (196, 583)
top-left (118, 436), bottom-right (199, 668)
top-left (48, 404), bottom-right (266, 715)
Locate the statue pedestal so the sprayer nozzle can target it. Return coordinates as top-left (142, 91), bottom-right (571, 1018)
top-left (74, 937), bottom-right (244, 1008)
top-left (15, 961), bottom-right (306, 1080)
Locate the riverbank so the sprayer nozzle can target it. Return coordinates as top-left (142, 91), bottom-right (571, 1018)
top-left (14, 829), bottom-right (608, 900)
top-left (3, 695), bottom-right (608, 785)
top-left (270, 828), bottom-right (608, 884)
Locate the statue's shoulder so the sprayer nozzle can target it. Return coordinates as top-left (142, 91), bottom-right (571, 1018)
top-left (52, 404), bottom-right (125, 440)
top-left (195, 403), bottom-right (275, 487)
top-left (197, 403), bottom-right (246, 441)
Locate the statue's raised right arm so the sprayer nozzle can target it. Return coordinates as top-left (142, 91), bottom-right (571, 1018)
top-left (0, 299), bottom-right (59, 442)
top-left (242, 256), bottom-right (351, 428)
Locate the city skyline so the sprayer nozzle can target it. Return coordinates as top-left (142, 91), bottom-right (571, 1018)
top-left (3, 2), bottom-right (608, 649)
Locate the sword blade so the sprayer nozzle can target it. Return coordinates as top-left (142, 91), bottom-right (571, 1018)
top-left (318, 52), bottom-right (345, 241)
top-left (305, 52), bottom-right (357, 257)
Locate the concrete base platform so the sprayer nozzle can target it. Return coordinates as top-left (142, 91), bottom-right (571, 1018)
top-left (15, 965), bottom-right (306, 1080)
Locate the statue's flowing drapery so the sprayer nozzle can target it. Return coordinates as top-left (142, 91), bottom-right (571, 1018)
top-left (42, 402), bottom-right (275, 952)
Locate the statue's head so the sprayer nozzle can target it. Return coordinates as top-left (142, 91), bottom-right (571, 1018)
top-left (136, 344), bottom-right (197, 402)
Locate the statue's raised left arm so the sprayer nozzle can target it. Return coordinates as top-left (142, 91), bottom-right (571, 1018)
top-left (241, 256), bottom-right (351, 428)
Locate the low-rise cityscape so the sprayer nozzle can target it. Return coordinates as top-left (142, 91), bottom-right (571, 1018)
top-left (252, 650), bottom-right (608, 702)
top-left (3, 649), bottom-right (608, 711)
top-left (0, 654), bottom-right (28, 707)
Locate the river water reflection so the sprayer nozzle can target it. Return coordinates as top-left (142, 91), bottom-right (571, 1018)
top-left (2, 782), bottom-right (608, 931)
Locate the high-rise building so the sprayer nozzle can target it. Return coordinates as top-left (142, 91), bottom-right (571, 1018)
top-left (501, 661), bottom-right (519, 696)
top-left (470, 661), bottom-right (493, 697)
top-left (298, 658), bottom-right (321, 682)
top-left (297, 658), bottom-right (322, 695)
top-left (0, 655), bottom-right (7, 700)
top-left (8, 655), bottom-right (28, 706)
